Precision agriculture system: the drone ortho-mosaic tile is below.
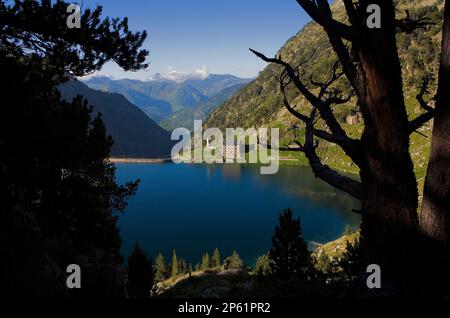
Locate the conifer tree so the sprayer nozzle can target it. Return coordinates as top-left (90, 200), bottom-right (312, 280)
top-left (343, 225), bottom-right (353, 236)
top-left (315, 251), bottom-right (333, 276)
top-left (269, 209), bottom-right (312, 280)
top-left (224, 250), bottom-right (244, 270)
top-left (230, 250), bottom-right (242, 269)
top-left (201, 252), bottom-right (210, 270)
top-left (171, 250), bottom-right (179, 277)
top-left (255, 253), bottom-right (272, 277)
top-left (179, 257), bottom-right (187, 274)
top-left (0, 0), bottom-right (148, 296)
top-left (339, 238), bottom-right (364, 285)
top-left (155, 253), bottom-right (168, 282)
top-left (127, 243), bottom-right (154, 298)
top-left (211, 248), bottom-right (221, 268)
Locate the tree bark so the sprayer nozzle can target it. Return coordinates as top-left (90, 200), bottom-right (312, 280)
top-left (356, 0), bottom-right (419, 291)
top-left (421, 0), bottom-right (450, 250)
top-left (288, 0), bottom-right (423, 292)
top-left (419, 0), bottom-right (450, 295)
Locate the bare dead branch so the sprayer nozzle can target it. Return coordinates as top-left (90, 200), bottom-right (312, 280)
top-left (324, 31), bottom-right (361, 95)
top-left (295, 0), bottom-right (357, 42)
top-left (291, 50), bottom-right (317, 72)
top-left (258, 141), bottom-right (304, 152)
top-left (416, 76), bottom-right (434, 112)
top-left (250, 48), bottom-right (326, 112)
top-left (310, 60), bottom-right (345, 99)
top-left (409, 113), bottom-right (435, 133)
top-left (409, 76), bottom-right (435, 133)
top-left (265, 72), bottom-right (363, 200)
top-left (395, 10), bottom-right (434, 34)
top-left (279, 77), bottom-right (345, 145)
top-left (412, 129), bottom-right (429, 138)
top-left (261, 144), bottom-right (304, 152)
top-left (325, 91), bottom-right (354, 105)
top-left (250, 48), bottom-right (363, 166)
top-left (342, 0), bottom-right (358, 26)
top-left (279, 77), bottom-right (310, 123)
top-left (302, 105), bottom-right (363, 200)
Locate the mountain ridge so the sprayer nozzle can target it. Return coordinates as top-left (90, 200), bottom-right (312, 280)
top-left (58, 80), bottom-right (174, 158)
top-left (160, 82), bottom-right (248, 131)
top-left (82, 74), bottom-right (252, 130)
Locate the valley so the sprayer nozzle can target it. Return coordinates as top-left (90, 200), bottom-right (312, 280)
top-left (82, 74), bottom-right (252, 131)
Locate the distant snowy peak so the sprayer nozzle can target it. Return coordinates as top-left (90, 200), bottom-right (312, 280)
top-left (78, 72), bottom-right (116, 81)
top-left (146, 66), bottom-right (210, 82)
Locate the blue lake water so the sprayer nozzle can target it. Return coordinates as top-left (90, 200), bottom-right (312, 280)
top-left (115, 163), bottom-right (361, 267)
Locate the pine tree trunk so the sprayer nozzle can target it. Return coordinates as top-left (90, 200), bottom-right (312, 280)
top-left (356, 0), bottom-right (419, 292)
top-left (419, 0), bottom-right (450, 295)
top-left (420, 0), bottom-right (450, 250)
top-left (360, 181), bottom-right (418, 292)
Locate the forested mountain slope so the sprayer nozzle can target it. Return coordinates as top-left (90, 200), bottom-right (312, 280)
top-left (83, 75), bottom-right (252, 130)
top-left (207, 0), bottom-right (443, 181)
top-left (59, 80), bottom-right (173, 158)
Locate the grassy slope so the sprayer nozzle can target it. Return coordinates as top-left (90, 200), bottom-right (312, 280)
top-left (156, 269), bottom-right (254, 298)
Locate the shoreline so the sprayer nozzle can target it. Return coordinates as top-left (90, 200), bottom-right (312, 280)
top-left (110, 157), bottom-right (300, 164)
top-left (109, 156), bottom-right (359, 175)
top-left (109, 157), bottom-right (173, 164)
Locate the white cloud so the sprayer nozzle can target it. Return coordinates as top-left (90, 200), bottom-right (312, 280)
top-left (193, 65), bottom-right (209, 79)
top-left (147, 66), bottom-right (210, 82)
top-left (78, 71), bottom-right (116, 81)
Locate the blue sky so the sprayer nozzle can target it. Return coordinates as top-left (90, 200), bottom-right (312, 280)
top-left (80, 0), bottom-right (311, 80)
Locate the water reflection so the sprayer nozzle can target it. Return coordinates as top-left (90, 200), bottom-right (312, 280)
top-left (116, 163), bottom-right (361, 266)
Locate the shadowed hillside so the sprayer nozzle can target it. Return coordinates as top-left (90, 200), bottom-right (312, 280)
top-left (59, 80), bottom-right (174, 158)
top-left (83, 75), bottom-right (252, 130)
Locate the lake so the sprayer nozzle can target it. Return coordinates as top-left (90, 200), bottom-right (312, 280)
top-left (115, 163), bottom-right (361, 267)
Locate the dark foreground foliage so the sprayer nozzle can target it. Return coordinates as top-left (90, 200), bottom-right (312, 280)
top-left (0, 0), bottom-right (147, 297)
